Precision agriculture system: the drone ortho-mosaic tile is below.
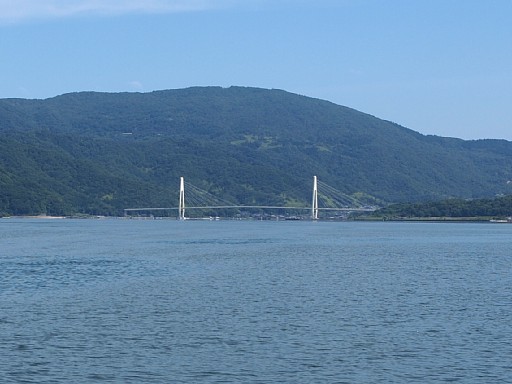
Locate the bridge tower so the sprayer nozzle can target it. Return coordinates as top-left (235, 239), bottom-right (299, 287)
top-left (178, 176), bottom-right (185, 220)
top-left (312, 175), bottom-right (319, 220)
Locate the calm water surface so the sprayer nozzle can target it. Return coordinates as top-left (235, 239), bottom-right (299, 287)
top-left (1, 219), bottom-right (511, 383)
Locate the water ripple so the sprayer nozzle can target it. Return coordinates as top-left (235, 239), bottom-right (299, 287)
top-left (1, 220), bottom-right (511, 383)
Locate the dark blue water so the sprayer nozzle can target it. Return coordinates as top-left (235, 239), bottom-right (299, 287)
top-left (1, 219), bottom-right (511, 383)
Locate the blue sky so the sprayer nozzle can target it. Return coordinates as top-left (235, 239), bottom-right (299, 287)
top-left (1, 0), bottom-right (511, 140)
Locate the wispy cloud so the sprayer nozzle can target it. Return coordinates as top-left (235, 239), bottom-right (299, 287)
top-left (128, 80), bottom-right (144, 92)
top-left (0, 0), bottom-right (236, 24)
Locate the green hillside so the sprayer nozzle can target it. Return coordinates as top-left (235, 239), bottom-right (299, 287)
top-left (373, 195), bottom-right (512, 220)
top-left (1, 86), bottom-right (512, 216)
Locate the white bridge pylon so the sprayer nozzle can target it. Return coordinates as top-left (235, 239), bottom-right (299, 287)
top-left (312, 175), bottom-right (319, 220)
top-left (178, 176), bottom-right (185, 220)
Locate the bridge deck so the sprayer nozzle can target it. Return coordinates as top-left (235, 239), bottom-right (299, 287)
top-left (124, 205), bottom-right (374, 212)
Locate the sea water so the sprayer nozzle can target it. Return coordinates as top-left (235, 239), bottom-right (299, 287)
top-left (1, 219), bottom-right (511, 383)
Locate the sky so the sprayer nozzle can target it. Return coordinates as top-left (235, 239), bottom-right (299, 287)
top-left (1, 0), bottom-right (511, 141)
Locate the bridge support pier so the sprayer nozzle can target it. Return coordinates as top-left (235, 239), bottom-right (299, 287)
top-left (178, 176), bottom-right (185, 220)
top-left (312, 175), bottom-right (318, 220)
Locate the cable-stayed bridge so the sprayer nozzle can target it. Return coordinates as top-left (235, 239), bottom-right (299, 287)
top-left (124, 176), bottom-right (376, 220)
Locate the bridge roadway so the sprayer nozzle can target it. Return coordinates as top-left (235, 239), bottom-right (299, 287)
top-left (124, 205), bottom-right (375, 213)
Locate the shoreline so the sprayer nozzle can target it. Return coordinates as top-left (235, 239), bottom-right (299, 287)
top-left (2, 214), bottom-right (511, 223)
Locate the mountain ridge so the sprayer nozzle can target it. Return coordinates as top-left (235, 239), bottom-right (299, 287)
top-left (1, 86), bottom-right (511, 216)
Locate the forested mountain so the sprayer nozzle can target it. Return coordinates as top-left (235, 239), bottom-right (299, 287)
top-left (1, 86), bottom-right (512, 216)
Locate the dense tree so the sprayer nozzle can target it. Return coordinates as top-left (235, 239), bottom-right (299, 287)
top-left (374, 195), bottom-right (512, 219)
